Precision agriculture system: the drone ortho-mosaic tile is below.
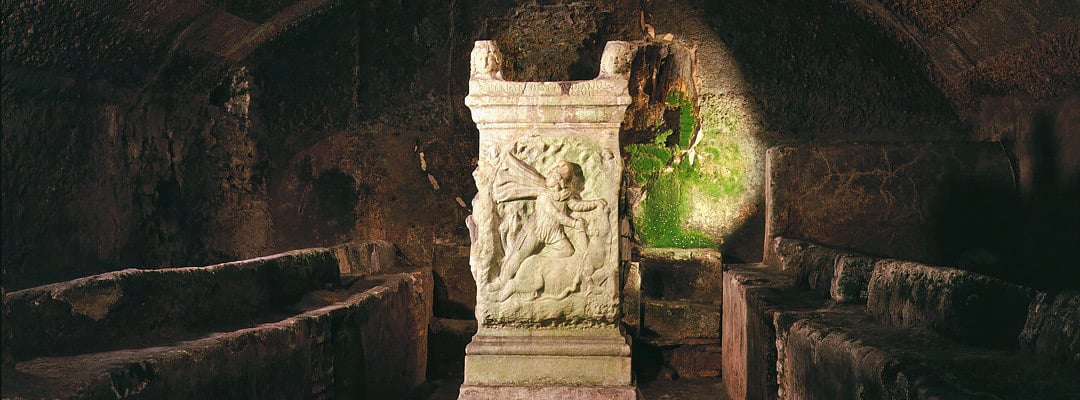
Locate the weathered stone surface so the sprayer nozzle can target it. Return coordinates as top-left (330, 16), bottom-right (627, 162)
top-left (641, 299), bottom-right (720, 345)
top-left (867, 260), bottom-right (1034, 348)
top-left (428, 318), bottom-right (478, 379)
top-left (622, 261), bottom-right (642, 332)
top-left (664, 344), bottom-right (723, 378)
top-left (433, 241), bottom-right (476, 319)
top-left (771, 237), bottom-right (838, 295)
top-left (1020, 290), bottom-right (1080, 363)
top-left (1, 282), bottom-right (12, 374)
top-left (462, 327), bottom-right (633, 387)
top-left (844, 0), bottom-right (1079, 103)
top-left (465, 40), bottom-right (632, 326)
top-left (2, 269), bottom-right (433, 399)
top-left (722, 264), bottom-right (825, 400)
top-left (334, 239), bottom-right (412, 276)
top-left (831, 253), bottom-right (878, 303)
top-left (640, 248), bottom-right (723, 304)
top-left (457, 385), bottom-right (637, 400)
top-left (461, 40), bottom-right (636, 397)
top-left (5, 247), bottom-right (341, 361)
top-left (777, 306), bottom-right (1080, 400)
top-left (971, 95), bottom-right (1080, 291)
top-left (638, 377), bottom-right (731, 400)
top-left (764, 143), bottom-right (1014, 266)
top-left (776, 308), bottom-right (913, 400)
top-left (770, 237), bottom-right (878, 303)
top-left (642, 0), bottom-right (975, 261)
top-left (1, 1), bottom-right (367, 291)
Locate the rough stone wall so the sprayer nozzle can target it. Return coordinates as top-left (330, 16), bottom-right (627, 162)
top-left (972, 95), bottom-right (1080, 289)
top-left (2, 0), bottom-right (1076, 295)
top-left (1, 0), bottom-right (639, 293)
top-left (2, 0), bottom-right (269, 289)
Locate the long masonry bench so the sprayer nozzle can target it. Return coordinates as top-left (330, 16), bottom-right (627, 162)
top-left (723, 237), bottom-right (1080, 400)
top-left (2, 241), bottom-right (432, 400)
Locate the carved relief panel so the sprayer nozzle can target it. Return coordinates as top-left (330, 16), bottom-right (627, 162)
top-left (465, 40), bottom-right (632, 330)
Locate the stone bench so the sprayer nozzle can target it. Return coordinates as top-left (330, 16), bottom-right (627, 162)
top-left (777, 305), bottom-right (1080, 399)
top-left (724, 237), bottom-right (1080, 399)
top-left (2, 242), bottom-right (432, 399)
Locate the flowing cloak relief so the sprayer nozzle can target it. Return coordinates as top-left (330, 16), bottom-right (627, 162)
top-left (470, 141), bottom-right (618, 325)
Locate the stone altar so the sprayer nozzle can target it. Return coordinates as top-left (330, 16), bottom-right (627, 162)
top-left (460, 40), bottom-right (637, 399)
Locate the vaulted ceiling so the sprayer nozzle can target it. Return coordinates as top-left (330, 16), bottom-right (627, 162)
top-left (5, 0), bottom-right (1075, 108)
top-left (840, 0), bottom-right (1078, 108)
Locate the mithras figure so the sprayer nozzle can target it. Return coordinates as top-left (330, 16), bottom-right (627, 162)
top-left (489, 151), bottom-right (609, 302)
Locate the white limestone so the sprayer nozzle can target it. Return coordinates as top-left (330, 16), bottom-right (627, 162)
top-left (461, 40), bottom-right (636, 399)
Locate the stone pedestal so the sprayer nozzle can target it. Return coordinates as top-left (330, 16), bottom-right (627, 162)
top-left (460, 40), bottom-right (636, 399)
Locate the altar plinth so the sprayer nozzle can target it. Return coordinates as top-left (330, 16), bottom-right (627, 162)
top-left (459, 40), bottom-right (637, 400)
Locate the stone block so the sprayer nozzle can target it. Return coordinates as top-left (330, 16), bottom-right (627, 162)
top-left (1020, 290), bottom-right (1080, 363)
top-left (5, 247), bottom-right (342, 361)
top-left (776, 306), bottom-right (1080, 400)
top-left (461, 40), bottom-right (636, 395)
top-left (764, 142), bottom-right (1014, 265)
top-left (722, 264), bottom-right (824, 400)
top-left (2, 270), bottom-right (433, 399)
top-left (462, 327), bottom-right (632, 387)
top-left (769, 237), bottom-right (880, 303)
top-left (457, 385), bottom-right (637, 400)
top-left (830, 253), bottom-right (878, 303)
top-left (776, 308), bottom-right (914, 400)
top-left (642, 299), bottom-right (720, 344)
top-left (333, 240), bottom-right (412, 276)
top-left (665, 344), bottom-right (723, 378)
top-left (428, 317), bottom-right (478, 379)
top-left (432, 241), bottom-right (476, 319)
top-left (867, 260), bottom-right (1034, 348)
top-left (640, 248), bottom-right (723, 304)
top-left (770, 237), bottom-right (838, 295)
top-left (622, 261), bottom-right (642, 333)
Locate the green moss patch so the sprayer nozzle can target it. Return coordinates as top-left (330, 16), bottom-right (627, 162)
top-left (637, 166), bottom-right (717, 248)
top-left (627, 90), bottom-right (754, 249)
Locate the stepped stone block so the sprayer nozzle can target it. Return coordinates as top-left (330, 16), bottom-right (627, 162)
top-left (463, 328), bottom-right (632, 387)
top-left (3, 270), bottom-right (433, 399)
top-left (776, 308), bottom-right (915, 400)
top-left (665, 344), bottom-right (723, 378)
top-left (642, 299), bottom-right (720, 344)
top-left (771, 237), bottom-right (878, 303)
top-left (777, 306), bottom-right (1080, 400)
top-left (867, 260), bottom-right (1034, 348)
top-left (640, 248), bottom-right (723, 304)
top-left (428, 318), bottom-right (478, 379)
top-left (831, 253), bottom-right (878, 303)
top-left (722, 264), bottom-right (824, 400)
top-left (771, 237), bottom-right (838, 296)
top-left (1020, 290), bottom-right (1080, 363)
top-left (5, 245), bottom-right (351, 361)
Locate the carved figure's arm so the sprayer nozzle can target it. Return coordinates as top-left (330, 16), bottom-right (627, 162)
top-left (540, 195), bottom-right (581, 227)
top-left (568, 198), bottom-right (607, 212)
